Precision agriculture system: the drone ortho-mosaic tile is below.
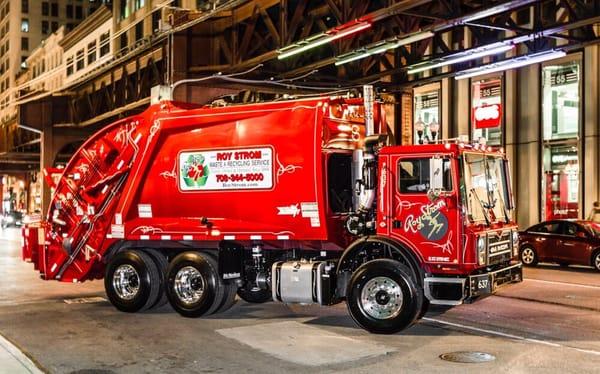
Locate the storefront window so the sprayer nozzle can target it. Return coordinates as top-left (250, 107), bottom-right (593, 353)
top-left (471, 76), bottom-right (502, 145)
top-left (542, 143), bottom-right (579, 220)
top-left (542, 61), bottom-right (580, 140)
top-left (413, 84), bottom-right (441, 144)
top-left (541, 57), bottom-right (581, 220)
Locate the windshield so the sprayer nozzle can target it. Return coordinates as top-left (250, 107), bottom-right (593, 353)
top-left (462, 153), bottom-right (513, 224)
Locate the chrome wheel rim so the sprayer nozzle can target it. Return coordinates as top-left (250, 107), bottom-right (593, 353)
top-left (595, 254), bottom-right (600, 270)
top-left (112, 264), bottom-right (140, 301)
top-left (360, 276), bottom-right (403, 320)
top-left (174, 266), bottom-right (205, 305)
top-left (521, 248), bottom-right (535, 264)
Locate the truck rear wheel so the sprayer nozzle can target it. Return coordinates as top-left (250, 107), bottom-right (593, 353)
top-left (346, 259), bottom-right (423, 334)
top-left (203, 252), bottom-right (238, 313)
top-left (165, 251), bottom-right (226, 318)
top-left (216, 282), bottom-right (238, 313)
top-left (104, 250), bottom-right (162, 313)
top-left (143, 248), bottom-right (169, 309)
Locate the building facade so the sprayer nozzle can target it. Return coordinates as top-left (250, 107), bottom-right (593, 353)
top-left (0, 0), bottom-right (108, 124)
top-left (24, 26), bottom-right (65, 93)
top-left (61, 6), bottom-right (113, 86)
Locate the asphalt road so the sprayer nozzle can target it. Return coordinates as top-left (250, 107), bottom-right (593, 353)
top-left (1, 228), bottom-right (599, 373)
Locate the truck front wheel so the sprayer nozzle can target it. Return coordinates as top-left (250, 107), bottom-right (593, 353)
top-left (165, 251), bottom-right (225, 318)
top-left (347, 259), bottom-right (423, 334)
top-left (104, 250), bottom-right (162, 313)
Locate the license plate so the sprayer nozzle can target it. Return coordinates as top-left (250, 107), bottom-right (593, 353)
top-left (471, 274), bottom-right (492, 295)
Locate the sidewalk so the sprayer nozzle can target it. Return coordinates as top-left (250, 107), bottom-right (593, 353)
top-left (0, 334), bottom-right (43, 374)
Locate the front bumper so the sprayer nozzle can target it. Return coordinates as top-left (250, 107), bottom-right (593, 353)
top-left (424, 262), bottom-right (523, 305)
top-left (468, 262), bottom-right (522, 298)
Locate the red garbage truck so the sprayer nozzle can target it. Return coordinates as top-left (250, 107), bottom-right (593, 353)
top-left (22, 94), bottom-right (522, 333)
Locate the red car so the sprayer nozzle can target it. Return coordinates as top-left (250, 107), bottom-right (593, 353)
top-left (519, 220), bottom-right (600, 271)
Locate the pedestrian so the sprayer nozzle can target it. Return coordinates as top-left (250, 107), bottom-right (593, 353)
top-left (588, 201), bottom-right (600, 223)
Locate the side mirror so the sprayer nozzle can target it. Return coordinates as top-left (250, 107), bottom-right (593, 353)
top-left (576, 231), bottom-right (587, 239)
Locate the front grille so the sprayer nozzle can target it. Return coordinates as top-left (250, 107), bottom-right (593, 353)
top-left (487, 230), bottom-right (512, 265)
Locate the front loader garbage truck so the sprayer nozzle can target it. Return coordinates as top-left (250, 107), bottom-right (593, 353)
top-left (22, 94), bottom-right (522, 334)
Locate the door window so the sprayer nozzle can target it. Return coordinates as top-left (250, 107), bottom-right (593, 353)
top-left (398, 158), bottom-right (452, 194)
top-left (561, 222), bottom-right (586, 238)
top-left (529, 222), bottom-right (561, 234)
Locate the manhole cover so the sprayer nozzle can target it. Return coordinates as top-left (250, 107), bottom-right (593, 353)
top-left (440, 351), bottom-right (496, 363)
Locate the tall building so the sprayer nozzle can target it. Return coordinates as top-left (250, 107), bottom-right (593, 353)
top-left (0, 0), bottom-right (110, 124)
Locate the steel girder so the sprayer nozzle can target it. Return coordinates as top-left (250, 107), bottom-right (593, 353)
top-left (67, 55), bottom-right (165, 127)
top-left (186, 0), bottom-right (600, 93)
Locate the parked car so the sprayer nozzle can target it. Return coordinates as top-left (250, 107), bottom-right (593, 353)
top-left (1, 211), bottom-right (24, 228)
top-left (519, 220), bottom-right (600, 271)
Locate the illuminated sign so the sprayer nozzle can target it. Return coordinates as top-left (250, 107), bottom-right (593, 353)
top-left (472, 104), bottom-right (502, 129)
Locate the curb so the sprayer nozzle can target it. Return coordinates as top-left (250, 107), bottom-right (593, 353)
top-left (0, 333), bottom-right (46, 374)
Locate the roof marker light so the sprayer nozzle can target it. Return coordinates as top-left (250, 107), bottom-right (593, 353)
top-left (335, 31), bottom-right (434, 66)
top-left (278, 22), bottom-right (372, 60)
top-left (455, 50), bottom-right (566, 80)
top-left (407, 44), bottom-right (514, 74)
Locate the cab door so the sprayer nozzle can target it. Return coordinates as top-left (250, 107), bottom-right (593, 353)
top-left (389, 154), bottom-right (460, 265)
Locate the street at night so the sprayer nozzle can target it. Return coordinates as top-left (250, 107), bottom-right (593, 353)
top-left (2, 1), bottom-right (600, 373)
top-left (1, 228), bottom-right (598, 373)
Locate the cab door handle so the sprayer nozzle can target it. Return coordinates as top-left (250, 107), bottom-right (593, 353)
top-left (393, 220), bottom-right (402, 229)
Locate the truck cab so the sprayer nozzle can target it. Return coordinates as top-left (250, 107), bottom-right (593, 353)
top-left (377, 142), bottom-right (521, 305)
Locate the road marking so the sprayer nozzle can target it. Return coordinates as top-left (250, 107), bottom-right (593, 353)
top-left (0, 333), bottom-right (44, 373)
top-left (493, 294), bottom-right (600, 313)
top-left (525, 278), bottom-right (600, 289)
top-left (423, 317), bottom-right (600, 357)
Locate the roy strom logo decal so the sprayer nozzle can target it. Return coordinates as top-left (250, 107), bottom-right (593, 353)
top-left (181, 154), bottom-right (210, 188)
top-left (179, 147), bottom-right (273, 191)
top-left (403, 200), bottom-right (448, 241)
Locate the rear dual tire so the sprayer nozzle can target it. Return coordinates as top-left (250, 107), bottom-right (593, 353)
top-left (104, 250), bottom-right (163, 313)
top-left (165, 251), bottom-right (237, 318)
top-left (105, 250), bottom-right (237, 316)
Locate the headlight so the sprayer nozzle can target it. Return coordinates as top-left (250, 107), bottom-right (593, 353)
top-left (5, 216), bottom-right (14, 223)
top-left (477, 235), bottom-right (486, 265)
top-left (512, 231), bottom-right (519, 256)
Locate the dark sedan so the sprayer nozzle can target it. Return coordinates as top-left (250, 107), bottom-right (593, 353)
top-left (519, 220), bottom-right (600, 271)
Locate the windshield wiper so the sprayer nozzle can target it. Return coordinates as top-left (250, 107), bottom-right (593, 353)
top-left (470, 188), bottom-right (491, 226)
top-left (483, 157), bottom-right (497, 210)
